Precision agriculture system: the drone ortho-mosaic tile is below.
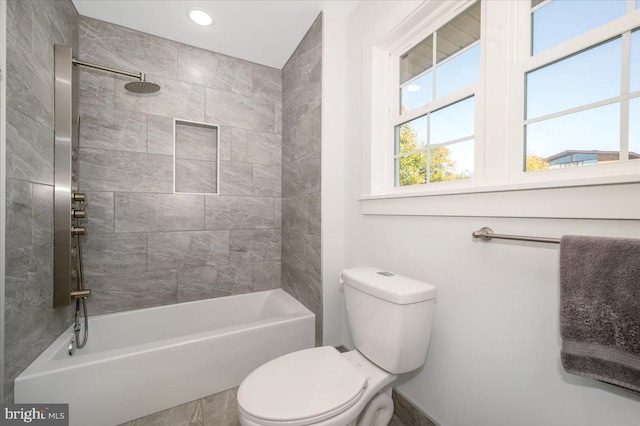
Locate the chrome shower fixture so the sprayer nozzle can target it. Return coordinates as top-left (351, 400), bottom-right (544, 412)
top-left (71, 58), bottom-right (161, 93)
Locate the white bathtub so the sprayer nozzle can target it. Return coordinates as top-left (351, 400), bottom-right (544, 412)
top-left (14, 289), bottom-right (315, 426)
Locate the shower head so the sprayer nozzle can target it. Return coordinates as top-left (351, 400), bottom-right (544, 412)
top-left (124, 80), bottom-right (161, 94)
top-left (72, 58), bottom-right (161, 94)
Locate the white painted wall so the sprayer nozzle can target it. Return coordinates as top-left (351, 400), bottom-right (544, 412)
top-left (335, 1), bottom-right (640, 425)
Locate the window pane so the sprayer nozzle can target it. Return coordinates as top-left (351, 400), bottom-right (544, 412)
top-left (430, 140), bottom-right (474, 182)
top-left (532, 0), bottom-right (626, 55)
top-left (397, 153), bottom-right (427, 186)
top-left (525, 103), bottom-right (620, 171)
top-left (630, 97), bottom-right (640, 159)
top-left (431, 97), bottom-right (474, 145)
top-left (401, 72), bottom-right (433, 113)
top-left (400, 35), bottom-right (433, 85)
top-left (632, 31), bottom-right (640, 93)
top-left (436, 2), bottom-right (481, 63)
top-left (396, 115), bottom-right (427, 154)
top-left (436, 44), bottom-right (480, 99)
top-left (526, 39), bottom-right (621, 119)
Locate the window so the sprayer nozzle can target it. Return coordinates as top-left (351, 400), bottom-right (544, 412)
top-left (393, 2), bottom-right (480, 187)
top-left (523, 0), bottom-right (640, 173)
top-left (369, 0), bottom-right (640, 199)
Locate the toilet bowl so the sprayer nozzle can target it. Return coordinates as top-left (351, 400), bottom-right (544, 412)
top-left (237, 267), bottom-right (436, 426)
top-left (237, 347), bottom-right (397, 426)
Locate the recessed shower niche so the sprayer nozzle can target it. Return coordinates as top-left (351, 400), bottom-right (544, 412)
top-left (174, 119), bottom-right (220, 194)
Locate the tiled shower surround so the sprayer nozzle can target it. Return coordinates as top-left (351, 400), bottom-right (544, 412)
top-left (77, 16), bottom-right (284, 314)
top-left (4, 0), bottom-right (78, 400)
top-left (4, 0), bottom-right (323, 402)
top-left (281, 15), bottom-right (323, 346)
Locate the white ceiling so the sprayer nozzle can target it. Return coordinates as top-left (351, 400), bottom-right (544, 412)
top-left (72, 0), bottom-right (360, 69)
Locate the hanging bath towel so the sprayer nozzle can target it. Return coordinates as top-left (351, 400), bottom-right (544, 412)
top-left (560, 235), bottom-right (640, 393)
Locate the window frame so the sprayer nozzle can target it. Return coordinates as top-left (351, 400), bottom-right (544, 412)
top-left (376, 0), bottom-right (485, 195)
top-left (507, 0), bottom-right (640, 185)
top-left (367, 0), bottom-right (640, 200)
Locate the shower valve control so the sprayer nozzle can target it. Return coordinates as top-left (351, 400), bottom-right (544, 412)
top-left (72, 209), bottom-right (86, 219)
top-left (71, 226), bottom-right (86, 236)
top-left (72, 192), bottom-right (86, 203)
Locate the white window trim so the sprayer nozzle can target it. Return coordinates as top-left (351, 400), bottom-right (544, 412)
top-left (507, 0), bottom-right (640, 185)
top-left (363, 0), bottom-right (640, 219)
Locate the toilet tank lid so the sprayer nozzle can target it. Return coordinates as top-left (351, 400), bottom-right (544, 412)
top-left (341, 267), bottom-right (436, 304)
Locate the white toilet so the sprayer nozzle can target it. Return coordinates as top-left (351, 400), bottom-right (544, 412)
top-left (237, 267), bottom-right (436, 426)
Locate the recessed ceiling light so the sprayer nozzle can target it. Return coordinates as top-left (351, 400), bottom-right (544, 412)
top-left (407, 84), bottom-right (421, 92)
top-left (189, 9), bottom-right (213, 26)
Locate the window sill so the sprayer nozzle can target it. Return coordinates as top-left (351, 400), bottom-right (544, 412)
top-left (360, 175), bottom-right (640, 219)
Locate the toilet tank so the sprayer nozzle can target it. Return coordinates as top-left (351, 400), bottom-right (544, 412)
top-left (341, 267), bottom-right (436, 374)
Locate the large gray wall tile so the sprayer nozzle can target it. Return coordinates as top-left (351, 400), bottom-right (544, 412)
top-left (205, 196), bottom-right (274, 230)
top-left (6, 106), bottom-right (53, 185)
top-left (252, 262), bottom-right (281, 291)
top-left (79, 16), bottom-right (178, 80)
top-left (282, 195), bottom-right (308, 234)
top-left (274, 102), bottom-right (283, 136)
top-left (307, 193), bottom-right (321, 236)
top-left (205, 88), bottom-right (275, 133)
top-left (253, 164), bottom-right (282, 197)
top-left (79, 148), bottom-right (173, 193)
top-left (115, 193), bottom-right (204, 232)
top-left (6, 178), bottom-right (33, 250)
top-left (219, 161), bottom-right (253, 196)
top-left (115, 75), bottom-right (205, 121)
top-left (4, 297), bottom-right (69, 397)
top-left (86, 270), bottom-right (178, 315)
top-left (84, 192), bottom-right (115, 234)
top-left (231, 128), bottom-right (281, 166)
top-left (32, 184), bottom-right (53, 244)
top-left (82, 233), bottom-right (147, 277)
top-left (283, 105), bottom-right (321, 162)
top-left (79, 104), bottom-right (147, 152)
top-left (218, 126), bottom-right (232, 161)
top-left (177, 263), bottom-right (252, 302)
top-left (281, 14), bottom-right (322, 345)
top-left (253, 65), bottom-right (282, 102)
top-left (274, 198), bottom-right (282, 229)
top-left (5, 243), bottom-right (53, 323)
top-left (6, 0), bottom-right (33, 51)
top-left (178, 44), bottom-right (253, 97)
top-left (230, 229), bottom-right (280, 263)
top-left (175, 159), bottom-right (218, 194)
top-left (147, 114), bottom-right (174, 155)
top-left (78, 68), bottom-right (114, 108)
top-left (148, 231), bottom-right (230, 271)
top-left (6, 33), bottom-right (54, 130)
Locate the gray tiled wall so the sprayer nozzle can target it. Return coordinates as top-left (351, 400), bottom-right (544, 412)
top-left (4, 0), bottom-right (79, 400)
top-left (281, 14), bottom-right (323, 346)
top-left (77, 16), bottom-right (283, 316)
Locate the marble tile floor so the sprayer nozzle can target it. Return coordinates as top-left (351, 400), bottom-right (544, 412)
top-left (118, 386), bottom-right (408, 426)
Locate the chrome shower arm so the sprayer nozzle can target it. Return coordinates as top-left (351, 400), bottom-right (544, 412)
top-left (72, 58), bottom-right (144, 81)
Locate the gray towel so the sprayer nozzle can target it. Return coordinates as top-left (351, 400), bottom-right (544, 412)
top-left (560, 235), bottom-right (640, 393)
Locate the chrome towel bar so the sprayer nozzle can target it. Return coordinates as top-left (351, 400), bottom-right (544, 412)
top-left (472, 227), bottom-right (560, 244)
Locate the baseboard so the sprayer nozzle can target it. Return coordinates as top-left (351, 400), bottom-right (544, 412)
top-left (392, 389), bottom-right (439, 426)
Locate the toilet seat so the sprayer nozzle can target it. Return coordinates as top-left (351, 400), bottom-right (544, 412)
top-left (237, 347), bottom-right (368, 426)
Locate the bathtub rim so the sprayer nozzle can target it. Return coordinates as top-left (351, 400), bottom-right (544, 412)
top-left (15, 289), bottom-right (314, 380)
